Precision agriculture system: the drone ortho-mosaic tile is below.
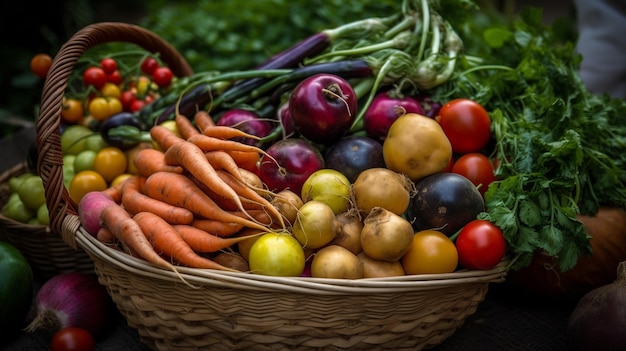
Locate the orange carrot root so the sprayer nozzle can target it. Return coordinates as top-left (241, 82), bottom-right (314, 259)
top-left (173, 224), bottom-right (265, 253)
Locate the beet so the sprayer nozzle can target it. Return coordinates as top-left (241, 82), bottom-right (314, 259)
top-left (406, 172), bottom-right (484, 236)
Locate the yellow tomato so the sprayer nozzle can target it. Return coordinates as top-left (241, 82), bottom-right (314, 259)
top-left (69, 170), bottom-right (107, 204)
top-left (92, 147), bottom-right (127, 183)
top-left (401, 230), bottom-right (458, 275)
top-left (60, 98), bottom-right (84, 124)
top-left (110, 173), bottom-right (132, 187)
top-left (89, 97), bottom-right (123, 121)
top-left (100, 82), bottom-right (121, 98)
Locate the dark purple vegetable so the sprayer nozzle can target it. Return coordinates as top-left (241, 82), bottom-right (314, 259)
top-left (567, 261), bottom-right (626, 351)
top-left (99, 112), bottom-right (144, 150)
top-left (406, 172), bottom-right (485, 236)
top-left (325, 135), bottom-right (385, 183)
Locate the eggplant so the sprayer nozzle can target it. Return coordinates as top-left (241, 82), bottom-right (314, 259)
top-left (99, 112), bottom-right (145, 151)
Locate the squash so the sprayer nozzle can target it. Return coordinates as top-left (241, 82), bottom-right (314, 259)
top-left (507, 206), bottom-right (626, 298)
top-left (0, 240), bottom-right (34, 331)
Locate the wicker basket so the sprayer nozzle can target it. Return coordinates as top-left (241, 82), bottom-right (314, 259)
top-left (0, 162), bottom-right (94, 279)
top-left (36, 22), bottom-right (509, 351)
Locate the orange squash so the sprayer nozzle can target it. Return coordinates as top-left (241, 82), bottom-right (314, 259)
top-left (507, 206), bottom-right (626, 298)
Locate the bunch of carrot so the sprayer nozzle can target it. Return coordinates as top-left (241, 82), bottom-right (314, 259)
top-left (95, 110), bottom-right (287, 273)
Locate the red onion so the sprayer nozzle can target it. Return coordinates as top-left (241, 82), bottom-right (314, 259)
top-left (25, 272), bottom-right (113, 337)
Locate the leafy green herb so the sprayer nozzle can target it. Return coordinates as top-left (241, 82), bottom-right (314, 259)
top-left (432, 6), bottom-right (626, 271)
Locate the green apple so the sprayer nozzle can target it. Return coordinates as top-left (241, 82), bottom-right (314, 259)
top-left (2, 195), bottom-right (35, 223)
top-left (37, 204), bottom-right (50, 226)
top-left (61, 124), bottom-right (93, 155)
top-left (301, 169), bottom-right (351, 214)
top-left (84, 133), bottom-right (107, 152)
top-left (248, 232), bottom-right (305, 277)
top-left (73, 150), bottom-right (97, 173)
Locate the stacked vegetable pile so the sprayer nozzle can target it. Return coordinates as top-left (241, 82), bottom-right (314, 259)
top-left (43, 0), bottom-right (626, 280)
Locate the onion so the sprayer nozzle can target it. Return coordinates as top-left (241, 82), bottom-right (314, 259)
top-left (25, 272), bottom-right (113, 337)
top-left (567, 261), bottom-right (626, 351)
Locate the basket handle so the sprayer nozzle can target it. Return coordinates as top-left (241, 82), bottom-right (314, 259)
top-left (35, 22), bottom-right (194, 245)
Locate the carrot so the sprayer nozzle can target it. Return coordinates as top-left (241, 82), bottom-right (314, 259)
top-left (204, 150), bottom-right (249, 183)
top-left (187, 133), bottom-right (269, 156)
top-left (163, 139), bottom-right (255, 219)
top-left (100, 203), bottom-right (180, 273)
top-left (150, 124), bottom-right (184, 151)
top-left (225, 150), bottom-right (261, 173)
top-left (193, 110), bottom-right (215, 133)
top-left (175, 113), bottom-right (201, 139)
top-left (96, 227), bottom-right (118, 245)
top-left (172, 224), bottom-right (265, 253)
top-left (121, 175), bottom-right (194, 224)
top-left (203, 125), bottom-right (263, 141)
top-left (133, 148), bottom-right (184, 177)
top-left (133, 211), bottom-right (237, 271)
top-left (100, 178), bottom-right (127, 204)
top-left (143, 171), bottom-right (271, 232)
top-left (191, 219), bottom-right (244, 237)
top-left (215, 169), bottom-right (285, 227)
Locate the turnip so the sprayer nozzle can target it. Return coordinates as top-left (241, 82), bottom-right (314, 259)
top-left (77, 191), bottom-right (116, 237)
top-left (301, 169), bottom-right (351, 215)
top-left (361, 207), bottom-right (414, 262)
top-left (292, 200), bottom-right (341, 249)
top-left (258, 138), bottom-right (325, 195)
top-left (351, 167), bottom-right (413, 216)
top-left (289, 73), bottom-right (358, 144)
top-left (270, 189), bottom-right (304, 226)
top-left (216, 108), bottom-right (273, 147)
top-left (363, 91), bottom-right (424, 142)
top-left (311, 245), bottom-right (364, 279)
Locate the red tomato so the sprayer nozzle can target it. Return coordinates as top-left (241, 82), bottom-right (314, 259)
top-left (451, 152), bottom-right (496, 196)
top-left (120, 90), bottom-right (137, 111)
top-left (130, 99), bottom-right (147, 112)
top-left (100, 57), bottom-right (118, 74)
top-left (50, 327), bottom-right (95, 351)
top-left (106, 70), bottom-right (123, 85)
top-left (82, 66), bottom-right (107, 90)
top-left (455, 219), bottom-right (507, 270)
top-left (438, 98), bottom-right (491, 154)
top-left (141, 57), bottom-right (159, 75)
top-left (152, 66), bottom-right (173, 87)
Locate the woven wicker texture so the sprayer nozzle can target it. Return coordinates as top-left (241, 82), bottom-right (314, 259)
top-left (0, 162), bottom-right (93, 279)
top-left (35, 22), bottom-right (509, 351)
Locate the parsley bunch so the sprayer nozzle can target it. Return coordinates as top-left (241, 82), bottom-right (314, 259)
top-left (432, 6), bottom-right (626, 271)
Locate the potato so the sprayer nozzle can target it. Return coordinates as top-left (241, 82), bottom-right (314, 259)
top-left (361, 207), bottom-right (414, 262)
top-left (358, 252), bottom-right (405, 278)
top-left (329, 211), bottom-right (363, 255)
top-left (382, 113), bottom-right (452, 182)
top-left (351, 167), bottom-right (412, 216)
top-left (311, 245), bottom-right (363, 279)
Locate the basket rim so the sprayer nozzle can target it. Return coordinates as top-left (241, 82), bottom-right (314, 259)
top-left (69, 212), bottom-right (509, 295)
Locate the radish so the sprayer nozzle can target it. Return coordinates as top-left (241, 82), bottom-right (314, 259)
top-left (25, 272), bottom-right (113, 337)
top-left (289, 73), bottom-right (358, 144)
top-left (78, 191), bottom-right (116, 237)
top-left (363, 91), bottom-right (425, 142)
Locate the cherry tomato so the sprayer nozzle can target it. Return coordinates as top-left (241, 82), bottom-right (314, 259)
top-left (152, 66), bottom-right (173, 87)
top-left (92, 146), bottom-right (128, 182)
top-left (88, 97), bottom-right (123, 121)
top-left (69, 170), bottom-right (108, 204)
top-left (451, 152), bottom-right (496, 196)
top-left (455, 219), bottom-right (507, 270)
top-left (99, 57), bottom-right (117, 74)
top-left (129, 99), bottom-right (146, 113)
top-left (100, 82), bottom-right (121, 99)
top-left (401, 230), bottom-right (458, 274)
top-left (438, 98), bottom-right (492, 154)
top-left (83, 66), bottom-right (107, 90)
top-left (60, 98), bottom-right (84, 124)
top-left (106, 70), bottom-right (123, 85)
top-left (140, 57), bottom-right (159, 75)
top-left (50, 327), bottom-right (95, 351)
top-left (30, 53), bottom-right (53, 78)
top-left (120, 90), bottom-right (137, 111)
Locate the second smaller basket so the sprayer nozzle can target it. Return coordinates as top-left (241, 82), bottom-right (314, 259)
top-left (0, 162), bottom-right (94, 279)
